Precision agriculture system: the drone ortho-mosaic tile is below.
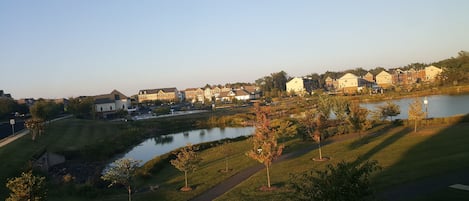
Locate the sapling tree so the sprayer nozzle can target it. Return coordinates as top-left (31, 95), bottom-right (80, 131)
top-left (101, 158), bottom-right (141, 201)
top-left (300, 109), bottom-right (327, 160)
top-left (170, 144), bottom-right (202, 191)
top-left (218, 141), bottom-right (234, 173)
top-left (347, 101), bottom-right (372, 138)
top-left (408, 98), bottom-right (425, 133)
top-left (246, 103), bottom-right (284, 189)
top-left (24, 118), bottom-right (45, 141)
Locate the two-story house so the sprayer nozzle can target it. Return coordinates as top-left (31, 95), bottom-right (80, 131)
top-left (376, 71), bottom-right (393, 88)
top-left (94, 90), bottom-right (131, 118)
top-left (286, 77), bottom-right (315, 96)
top-left (138, 88), bottom-right (179, 103)
top-left (425, 65), bottom-right (443, 81)
top-left (337, 73), bottom-right (359, 94)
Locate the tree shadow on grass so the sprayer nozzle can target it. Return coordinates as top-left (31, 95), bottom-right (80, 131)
top-left (349, 123), bottom-right (397, 150)
top-left (356, 127), bottom-right (411, 164)
top-left (376, 114), bottom-right (469, 201)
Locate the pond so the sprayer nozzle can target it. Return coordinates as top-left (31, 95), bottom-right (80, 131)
top-left (362, 94), bottom-right (469, 119)
top-left (116, 127), bottom-right (254, 165)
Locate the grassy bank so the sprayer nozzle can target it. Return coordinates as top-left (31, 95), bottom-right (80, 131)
top-left (216, 122), bottom-right (469, 200)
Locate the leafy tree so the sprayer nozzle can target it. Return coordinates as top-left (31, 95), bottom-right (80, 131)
top-left (170, 144), bottom-right (202, 191)
top-left (246, 103), bottom-right (284, 189)
top-left (408, 98), bottom-right (425, 133)
top-left (317, 95), bottom-right (332, 120)
top-left (270, 118), bottom-right (298, 139)
top-left (24, 119), bottom-right (45, 141)
top-left (300, 109), bottom-right (327, 160)
top-left (101, 158), bottom-right (141, 201)
top-left (376, 101), bottom-right (400, 121)
top-left (289, 159), bottom-right (381, 201)
top-left (331, 97), bottom-right (350, 122)
top-left (67, 97), bottom-right (94, 119)
top-left (6, 170), bottom-right (46, 201)
top-left (29, 101), bottom-right (62, 121)
top-left (0, 98), bottom-right (17, 119)
top-left (347, 101), bottom-right (371, 137)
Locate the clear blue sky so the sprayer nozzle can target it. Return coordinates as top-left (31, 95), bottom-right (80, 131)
top-left (1, 0), bottom-right (468, 99)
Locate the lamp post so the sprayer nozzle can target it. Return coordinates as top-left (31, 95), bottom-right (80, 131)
top-left (423, 96), bottom-right (428, 119)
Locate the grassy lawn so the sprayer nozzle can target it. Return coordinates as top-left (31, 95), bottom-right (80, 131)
top-left (215, 124), bottom-right (469, 201)
top-left (2, 112), bottom-right (469, 201)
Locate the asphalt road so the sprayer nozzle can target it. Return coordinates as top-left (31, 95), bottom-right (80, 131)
top-left (0, 119), bottom-right (25, 140)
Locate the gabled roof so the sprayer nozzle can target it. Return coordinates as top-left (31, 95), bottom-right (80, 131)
top-left (94, 89), bottom-right (128, 101)
top-left (376, 70), bottom-right (391, 77)
top-left (338, 73), bottom-right (358, 80)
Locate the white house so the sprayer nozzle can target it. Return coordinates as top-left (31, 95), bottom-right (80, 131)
top-left (94, 90), bottom-right (131, 118)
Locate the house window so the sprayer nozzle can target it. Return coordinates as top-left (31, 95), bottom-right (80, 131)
top-left (115, 95), bottom-right (120, 100)
top-left (100, 107), bottom-right (103, 112)
top-left (110, 106), bottom-right (113, 111)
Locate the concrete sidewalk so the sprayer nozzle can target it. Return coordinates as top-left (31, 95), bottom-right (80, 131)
top-left (0, 129), bottom-right (29, 148)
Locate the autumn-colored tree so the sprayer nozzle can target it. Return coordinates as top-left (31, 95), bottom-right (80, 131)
top-left (170, 144), bottom-right (202, 191)
top-left (101, 158), bottom-right (141, 201)
top-left (24, 119), bottom-right (45, 141)
top-left (347, 101), bottom-right (371, 137)
top-left (408, 98), bottom-right (425, 133)
top-left (6, 170), bottom-right (46, 201)
top-left (270, 118), bottom-right (298, 139)
top-left (246, 103), bottom-right (284, 189)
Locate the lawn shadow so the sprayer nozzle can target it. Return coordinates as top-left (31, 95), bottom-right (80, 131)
top-left (349, 123), bottom-right (396, 150)
top-left (375, 114), bottom-right (469, 201)
top-left (357, 127), bottom-right (411, 163)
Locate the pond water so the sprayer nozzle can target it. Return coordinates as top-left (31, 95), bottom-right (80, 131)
top-left (361, 94), bottom-right (469, 119)
top-left (117, 127), bottom-right (254, 165)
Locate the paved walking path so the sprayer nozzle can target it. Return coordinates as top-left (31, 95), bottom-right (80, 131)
top-left (190, 132), bottom-right (363, 201)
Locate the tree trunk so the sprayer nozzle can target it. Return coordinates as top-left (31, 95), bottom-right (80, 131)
top-left (128, 186), bottom-right (132, 201)
top-left (266, 165), bottom-right (271, 188)
top-left (184, 170), bottom-right (188, 189)
top-left (414, 120), bottom-right (417, 133)
top-left (225, 157), bottom-right (228, 172)
top-left (318, 141), bottom-right (322, 160)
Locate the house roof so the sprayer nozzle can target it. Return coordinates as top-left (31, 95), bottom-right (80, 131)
top-left (93, 89), bottom-right (129, 101)
top-left (339, 73), bottom-right (358, 80)
top-left (139, 88), bottom-right (177, 94)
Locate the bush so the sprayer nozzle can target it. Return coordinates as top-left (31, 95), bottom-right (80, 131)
top-left (289, 158), bottom-right (381, 201)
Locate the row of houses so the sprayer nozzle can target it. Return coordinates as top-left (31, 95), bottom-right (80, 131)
top-left (137, 86), bottom-right (261, 104)
top-left (287, 65), bottom-right (443, 95)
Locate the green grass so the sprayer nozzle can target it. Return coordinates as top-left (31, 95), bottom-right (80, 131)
top-left (3, 114), bottom-right (469, 201)
top-left (215, 124), bottom-right (469, 201)
top-left (410, 188), bottom-right (469, 201)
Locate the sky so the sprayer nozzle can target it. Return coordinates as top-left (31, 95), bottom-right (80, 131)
top-left (1, 0), bottom-right (469, 99)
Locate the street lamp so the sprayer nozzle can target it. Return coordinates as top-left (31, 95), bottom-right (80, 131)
top-left (423, 96), bottom-right (428, 119)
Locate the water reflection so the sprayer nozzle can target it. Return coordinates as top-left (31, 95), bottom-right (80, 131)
top-left (154, 135), bottom-right (174, 145)
top-left (117, 127), bottom-right (254, 165)
top-left (362, 94), bottom-right (469, 119)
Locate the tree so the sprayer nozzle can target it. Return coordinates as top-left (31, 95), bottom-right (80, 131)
top-left (29, 101), bottom-right (62, 121)
top-left (67, 97), bottom-right (94, 119)
top-left (408, 98), bottom-right (425, 133)
top-left (246, 103), bottom-right (284, 189)
top-left (376, 101), bottom-right (400, 121)
top-left (331, 97), bottom-right (350, 122)
top-left (270, 118), bottom-right (298, 139)
top-left (0, 98), bottom-right (17, 119)
top-left (217, 141), bottom-right (234, 173)
top-left (101, 158), bottom-right (141, 201)
top-left (6, 170), bottom-right (46, 201)
top-left (300, 109), bottom-right (327, 160)
top-left (289, 158), bottom-right (381, 201)
top-left (24, 118), bottom-right (45, 141)
top-left (170, 144), bottom-right (202, 191)
top-left (347, 101), bottom-right (371, 137)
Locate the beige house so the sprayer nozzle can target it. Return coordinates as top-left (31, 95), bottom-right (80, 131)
top-left (185, 88), bottom-right (204, 103)
top-left (138, 88), bottom-right (179, 103)
top-left (286, 77), bottom-right (314, 95)
top-left (376, 71), bottom-right (393, 88)
top-left (425, 65), bottom-right (443, 81)
top-left (364, 72), bottom-right (374, 82)
top-left (337, 73), bottom-right (359, 94)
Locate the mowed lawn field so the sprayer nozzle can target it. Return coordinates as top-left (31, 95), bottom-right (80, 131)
top-left (0, 118), bottom-right (141, 198)
top-left (2, 117), bottom-right (469, 201)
